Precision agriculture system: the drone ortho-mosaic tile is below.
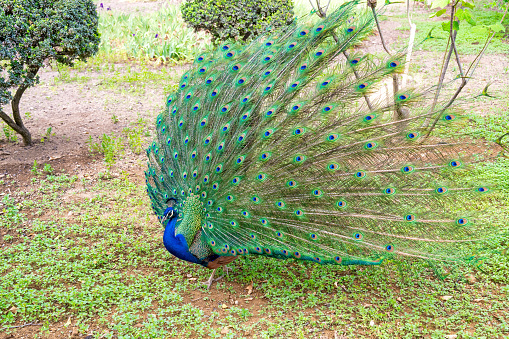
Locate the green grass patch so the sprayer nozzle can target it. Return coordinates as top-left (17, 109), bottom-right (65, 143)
top-left (97, 5), bottom-right (213, 63)
top-left (390, 4), bottom-right (509, 54)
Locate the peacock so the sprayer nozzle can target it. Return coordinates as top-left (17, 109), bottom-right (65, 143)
top-left (145, 0), bottom-right (498, 288)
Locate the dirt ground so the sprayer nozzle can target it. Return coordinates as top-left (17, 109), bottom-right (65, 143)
top-left (1, 1), bottom-right (508, 338)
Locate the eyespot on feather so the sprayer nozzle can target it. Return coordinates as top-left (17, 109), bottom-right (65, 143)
top-left (294, 155), bottom-right (305, 163)
top-left (456, 217), bottom-right (469, 225)
top-left (401, 165), bottom-right (415, 174)
top-left (477, 186), bottom-right (489, 193)
top-left (299, 29), bottom-right (309, 36)
top-left (405, 214), bottom-right (415, 222)
top-left (355, 171), bottom-right (366, 179)
top-left (384, 187), bottom-right (396, 195)
top-left (363, 114), bottom-right (376, 122)
top-left (388, 60), bottom-right (400, 68)
top-left (350, 57), bottom-right (361, 65)
top-left (328, 163), bottom-right (339, 171)
top-left (435, 186), bottom-right (448, 194)
top-left (315, 49), bottom-right (325, 57)
top-left (364, 142), bottom-right (377, 150)
top-left (336, 200), bottom-right (347, 208)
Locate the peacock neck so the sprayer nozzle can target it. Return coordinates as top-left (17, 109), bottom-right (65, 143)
top-left (163, 198), bottom-right (202, 264)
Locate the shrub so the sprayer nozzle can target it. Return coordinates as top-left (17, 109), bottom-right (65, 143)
top-left (181, 0), bottom-right (294, 43)
top-left (0, 0), bottom-right (100, 146)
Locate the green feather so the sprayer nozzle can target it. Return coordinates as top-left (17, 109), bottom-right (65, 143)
top-left (146, 0), bottom-right (499, 269)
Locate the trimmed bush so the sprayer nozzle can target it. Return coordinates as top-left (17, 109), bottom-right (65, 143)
top-left (181, 0), bottom-right (294, 43)
top-left (0, 0), bottom-right (100, 145)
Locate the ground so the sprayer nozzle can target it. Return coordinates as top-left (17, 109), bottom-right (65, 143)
top-left (1, 0), bottom-right (509, 338)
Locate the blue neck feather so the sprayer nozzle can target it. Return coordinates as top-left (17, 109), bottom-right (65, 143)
top-left (162, 208), bottom-right (201, 265)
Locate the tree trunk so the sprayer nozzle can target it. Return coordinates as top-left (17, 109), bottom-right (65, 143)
top-left (0, 66), bottom-right (39, 146)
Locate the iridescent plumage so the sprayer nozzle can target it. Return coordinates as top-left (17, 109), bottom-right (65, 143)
top-left (146, 1), bottom-right (498, 279)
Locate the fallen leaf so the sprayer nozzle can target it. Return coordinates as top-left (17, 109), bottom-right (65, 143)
top-left (186, 274), bottom-right (192, 278)
top-left (64, 316), bottom-right (72, 327)
top-left (397, 297), bottom-right (402, 302)
top-left (221, 304), bottom-right (228, 309)
top-left (189, 278), bottom-right (197, 281)
top-left (440, 296), bottom-right (453, 301)
top-left (369, 320), bottom-right (375, 326)
top-left (244, 297), bottom-right (253, 301)
top-left (473, 298), bottom-right (483, 302)
top-left (245, 282), bottom-right (253, 295)
top-left (465, 274), bottom-right (476, 284)
top-left (445, 335), bottom-right (457, 339)
top-left (9, 306), bottom-right (18, 314)
top-left (220, 326), bottom-right (231, 334)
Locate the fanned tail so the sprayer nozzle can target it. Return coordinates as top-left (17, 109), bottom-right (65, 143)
top-left (146, 1), bottom-right (499, 266)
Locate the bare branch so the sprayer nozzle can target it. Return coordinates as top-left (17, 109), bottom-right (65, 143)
top-left (2, 322), bottom-right (42, 330)
top-left (368, 2), bottom-right (392, 55)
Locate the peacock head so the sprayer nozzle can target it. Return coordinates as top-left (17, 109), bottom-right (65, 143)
top-left (164, 197), bottom-right (179, 220)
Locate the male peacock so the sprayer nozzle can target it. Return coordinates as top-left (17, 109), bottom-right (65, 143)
top-left (146, 1), bottom-right (497, 288)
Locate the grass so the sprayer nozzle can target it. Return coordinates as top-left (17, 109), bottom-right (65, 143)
top-left (0, 155), bottom-right (508, 337)
top-left (97, 5), bottom-right (213, 63)
top-left (1, 0), bottom-right (509, 337)
top-left (388, 2), bottom-right (509, 54)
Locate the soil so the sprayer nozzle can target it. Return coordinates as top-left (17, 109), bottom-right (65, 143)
top-left (0, 1), bottom-right (508, 338)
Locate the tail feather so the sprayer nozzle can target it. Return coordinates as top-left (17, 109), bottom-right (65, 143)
top-left (146, 1), bottom-right (498, 266)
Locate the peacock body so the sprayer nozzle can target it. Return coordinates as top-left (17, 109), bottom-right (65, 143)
top-left (145, 1), bottom-right (496, 275)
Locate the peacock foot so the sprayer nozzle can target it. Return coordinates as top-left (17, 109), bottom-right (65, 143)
top-left (200, 269), bottom-right (217, 289)
top-left (200, 265), bottom-right (234, 289)
top-left (222, 264), bottom-right (233, 277)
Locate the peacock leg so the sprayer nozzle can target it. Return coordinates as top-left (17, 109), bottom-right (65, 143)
top-left (210, 265), bottom-right (233, 282)
top-left (201, 269), bottom-right (216, 289)
top-left (222, 265), bottom-right (232, 277)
